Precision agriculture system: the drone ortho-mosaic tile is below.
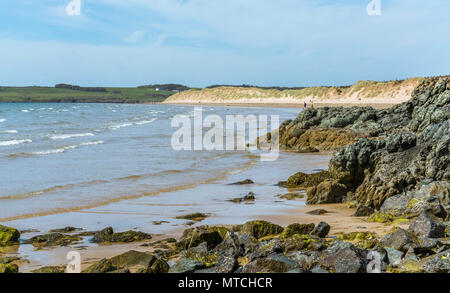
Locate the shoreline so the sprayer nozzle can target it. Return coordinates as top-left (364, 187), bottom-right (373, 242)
top-left (162, 102), bottom-right (401, 109)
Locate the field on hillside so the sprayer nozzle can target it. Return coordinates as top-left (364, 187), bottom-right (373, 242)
top-left (0, 87), bottom-right (174, 103)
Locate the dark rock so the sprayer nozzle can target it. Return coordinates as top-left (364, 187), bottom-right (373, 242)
top-left (176, 213), bottom-right (208, 221)
top-left (177, 226), bottom-right (223, 250)
top-left (49, 226), bottom-right (81, 233)
top-left (91, 227), bottom-right (152, 243)
top-left (230, 179), bottom-right (254, 185)
top-left (306, 180), bottom-right (348, 204)
top-left (306, 209), bottom-right (328, 215)
top-left (319, 240), bottom-right (367, 273)
top-left (422, 250), bottom-right (450, 273)
top-left (229, 192), bottom-right (255, 203)
top-left (83, 250), bottom-right (158, 273)
top-left (250, 239), bottom-right (283, 260)
top-left (168, 258), bottom-right (206, 273)
top-left (32, 266), bottom-right (66, 273)
top-left (353, 205), bottom-right (374, 217)
top-left (384, 247), bottom-right (404, 266)
top-left (242, 253), bottom-right (299, 273)
top-left (215, 254), bottom-right (238, 273)
top-left (380, 228), bottom-right (418, 252)
top-left (23, 233), bottom-right (82, 247)
top-left (310, 222), bottom-right (330, 238)
top-left (408, 210), bottom-right (446, 238)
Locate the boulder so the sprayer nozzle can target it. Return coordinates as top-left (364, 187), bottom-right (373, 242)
top-left (91, 227), bottom-right (152, 243)
top-left (306, 180), bottom-right (348, 204)
top-left (0, 225), bottom-right (20, 245)
top-left (242, 253), bottom-right (299, 273)
top-left (310, 222), bottom-right (330, 238)
top-left (286, 171), bottom-right (330, 189)
top-left (319, 240), bottom-right (367, 273)
top-left (177, 226), bottom-right (223, 250)
top-left (32, 266), bottom-right (66, 273)
top-left (241, 220), bottom-right (283, 239)
top-left (281, 223), bottom-right (315, 239)
top-left (168, 258), bottom-right (206, 273)
top-left (23, 233), bottom-right (82, 247)
top-left (0, 263), bottom-right (19, 273)
top-left (353, 205), bottom-right (375, 217)
top-left (380, 228), bottom-right (418, 253)
top-left (408, 210), bottom-right (446, 238)
top-left (83, 250), bottom-right (158, 273)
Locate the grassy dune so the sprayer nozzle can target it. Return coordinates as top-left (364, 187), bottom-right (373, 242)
top-left (0, 87), bottom-right (175, 103)
top-left (164, 78), bottom-right (423, 105)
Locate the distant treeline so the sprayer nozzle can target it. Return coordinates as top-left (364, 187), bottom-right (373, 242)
top-left (137, 84), bottom-right (190, 92)
top-left (55, 84), bottom-right (107, 92)
top-left (205, 84), bottom-right (352, 90)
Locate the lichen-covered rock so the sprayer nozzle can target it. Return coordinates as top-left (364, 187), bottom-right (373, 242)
top-left (177, 226), bottom-right (224, 250)
top-left (408, 210), bottom-right (446, 239)
top-left (422, 250), bottom-right (450, 273)
top-left (0, 225), bottom-right (20, 245)
top-left (32, 266), bottom-right (66, 273)
top-left (380, 228), bottom-right (418, 253)
top-left (281, 223), bottom-right (315, 239)
top-left (286, 171), bottom-right (330, 189)
top-left (23, 233), bottom-right (82, 247)
top-left (337, 232), bottom-right (379, 249)
top-left (319, 240), bottom-right (367, 273)
top-left (0, 263), bottom-right (19, 273)
top-left (91, 227), bottom-right (152, 243)
top-left (384, 247), bottom-right (404, 266)
top-left (83, 250), bottom-right (159, 273)
top-left (306, 180), bottom-right (348, 204)
top-left (241, 220), bottom-right (284, 239)
top-left (242, 253), bottom-right (299, 273)
top-left (277, 77), bottom-right (450, 211)
top-left (168, 258), bottom-right (206, 273)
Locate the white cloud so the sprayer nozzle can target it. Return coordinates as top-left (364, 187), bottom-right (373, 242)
top-left (123, 30), bottom-right (147, 43)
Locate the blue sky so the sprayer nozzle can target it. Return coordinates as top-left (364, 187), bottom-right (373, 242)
top-left (0, 0), bottom-right (449, 87)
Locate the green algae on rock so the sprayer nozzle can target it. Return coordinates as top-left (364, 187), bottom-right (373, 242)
top-left (0, 225), bottom-right (20, 245)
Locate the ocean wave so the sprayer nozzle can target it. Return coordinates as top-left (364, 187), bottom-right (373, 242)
top-left (0, 139), bottom-right (32, 147)
top-left (109, 123), bottom-right (133, 130)
top-left (109, 119), bottom-right (156, 130)
top-left (135, 118), bottom-right (156, 125)
top-left (49, 133), bottom-right (94, 140)
top-left (21, 110), bottom-right (29, 113)
top-left (0, 119), bottom-right (6, 123)
top-left (7, 140), bottom-right (104, 157)
top-left (0, 130), bottom-right (18, 134)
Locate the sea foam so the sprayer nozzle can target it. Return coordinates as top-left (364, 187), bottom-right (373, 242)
top-left (49, 133), bottom-right (94, 140)
top-left (0, 139), bottom-right (32, 146)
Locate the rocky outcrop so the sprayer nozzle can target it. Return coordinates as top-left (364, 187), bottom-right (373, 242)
top-left (0, 225), bottom-right (20, 245)
top-left (281, 77), bottom-right (449, 213)
top-left (91, 227), bottom-right (152, 244)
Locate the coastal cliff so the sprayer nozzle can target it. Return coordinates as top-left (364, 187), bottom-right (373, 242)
top-left (164, 78), bottom-right (421, 105)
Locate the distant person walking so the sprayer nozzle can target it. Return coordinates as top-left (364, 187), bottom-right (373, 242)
top-left (304, 102), bottom-right (307, 109)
